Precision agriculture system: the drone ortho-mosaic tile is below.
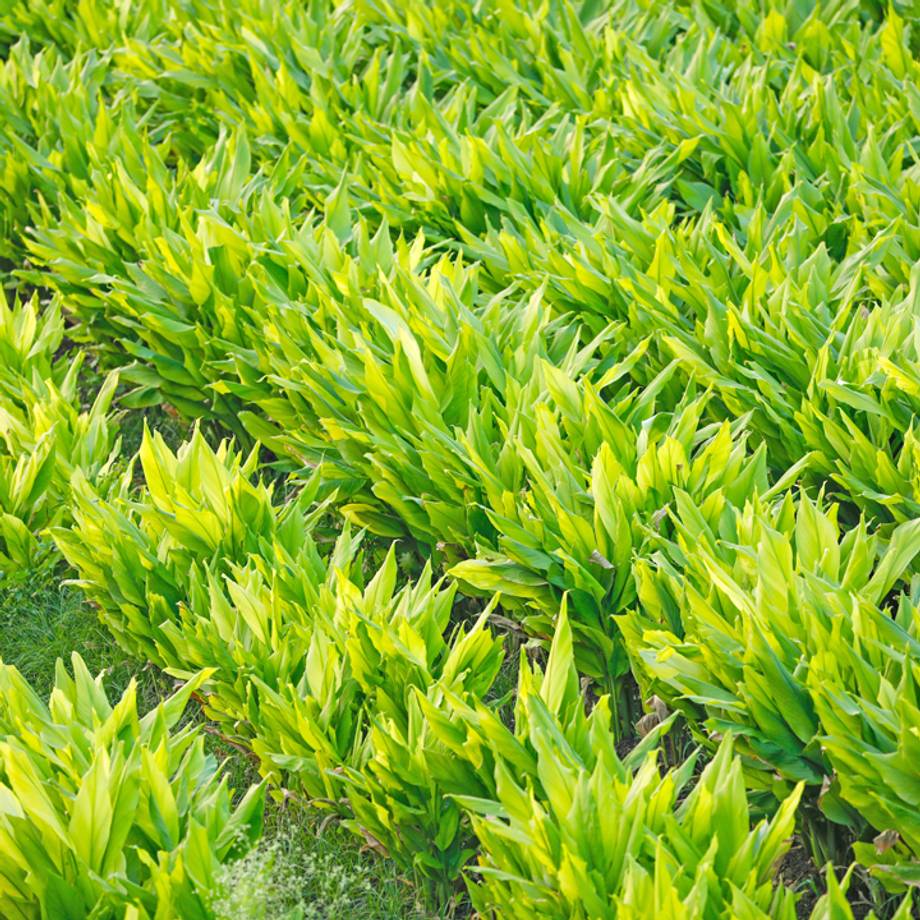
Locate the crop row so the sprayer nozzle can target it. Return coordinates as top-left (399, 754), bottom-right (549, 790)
top-left (0, 0), bottom-right (918, 916)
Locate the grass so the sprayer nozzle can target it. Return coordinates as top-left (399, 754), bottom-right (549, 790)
top-left (209, 808), bottom-right (436, 920)
top-left (0, 569), bottom-right (158, 701)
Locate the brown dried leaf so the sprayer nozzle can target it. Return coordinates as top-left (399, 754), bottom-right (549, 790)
top-left (874, 829), bottom-right (900, 854)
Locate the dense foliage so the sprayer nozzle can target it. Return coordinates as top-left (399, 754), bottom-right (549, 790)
top-left (0, 0), bottom-right (918, 916)
top-left (0, 655), bottom-right (264, 919)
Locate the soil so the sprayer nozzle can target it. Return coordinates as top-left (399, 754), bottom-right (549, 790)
top-left (776, 842), bottom-right (821, 919)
